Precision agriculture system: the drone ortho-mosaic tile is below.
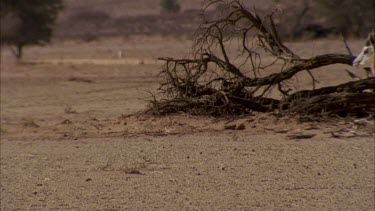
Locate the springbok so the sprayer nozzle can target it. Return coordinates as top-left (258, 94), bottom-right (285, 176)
top-left (352, 31), bottom-right (375, 77)
top-left (117, 50), bottom-right (124, 59)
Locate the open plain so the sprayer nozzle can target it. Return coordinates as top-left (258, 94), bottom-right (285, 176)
top-left (1, 36), bottom-right (374, 210)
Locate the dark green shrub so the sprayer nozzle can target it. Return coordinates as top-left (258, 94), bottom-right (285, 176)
top-left (160, 0), bottom-right (181, 14)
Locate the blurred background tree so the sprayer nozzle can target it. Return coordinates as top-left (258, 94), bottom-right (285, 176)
top-left (160, 0), bottom-right (180, 14)
top-left (315, 0), bottom-right (375, 37)
top-left (0, 0), bottom-right (64, 60)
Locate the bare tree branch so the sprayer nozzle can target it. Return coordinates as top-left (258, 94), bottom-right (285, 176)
top-left (149, 0), bottom-right (374, 117)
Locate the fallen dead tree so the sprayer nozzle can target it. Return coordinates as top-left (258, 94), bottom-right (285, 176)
top-left (148, 0), bottom-right (375, 117)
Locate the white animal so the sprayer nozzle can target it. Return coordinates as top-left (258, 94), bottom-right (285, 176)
top-left (117, 50), bottom-right (124, 59)
top-left (352, 31), bottom-right (375, 77)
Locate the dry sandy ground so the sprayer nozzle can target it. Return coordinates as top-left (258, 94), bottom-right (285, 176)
top-left (1, 36), bottom-right (374, 210)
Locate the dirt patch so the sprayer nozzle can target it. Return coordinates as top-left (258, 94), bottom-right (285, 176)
top-left (1, 37), bottom-right (374, 210)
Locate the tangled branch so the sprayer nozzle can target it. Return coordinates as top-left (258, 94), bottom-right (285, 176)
top-left (148, 0), bottom-right (375, 117)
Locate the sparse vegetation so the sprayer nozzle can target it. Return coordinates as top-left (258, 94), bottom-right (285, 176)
top-left (1, 1), bottom-right (374, 209)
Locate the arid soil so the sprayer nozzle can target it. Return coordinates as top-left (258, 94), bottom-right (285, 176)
top-left (1, 37), bottom-right (374, 210)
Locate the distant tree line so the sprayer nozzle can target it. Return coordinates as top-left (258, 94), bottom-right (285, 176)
top-left (0, 0), bottom-right (373, 61)
top-left (277, 0), bottom-right (374, 39)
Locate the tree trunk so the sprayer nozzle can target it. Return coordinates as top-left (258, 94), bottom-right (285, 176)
top-left (9, 44), bottom-right (23, 62)
top-left (16, 44), bottom-right (23, 60)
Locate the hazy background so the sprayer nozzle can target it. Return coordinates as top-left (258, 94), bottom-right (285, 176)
top-left (54, 0), bottom-right (374, 41)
